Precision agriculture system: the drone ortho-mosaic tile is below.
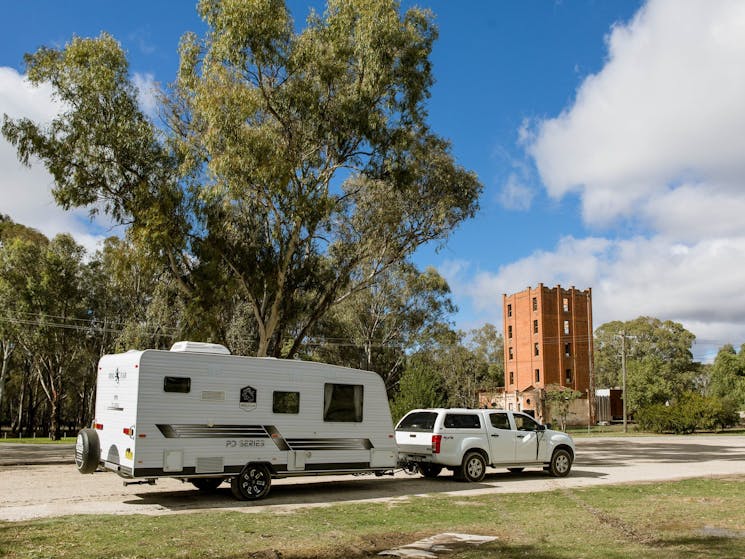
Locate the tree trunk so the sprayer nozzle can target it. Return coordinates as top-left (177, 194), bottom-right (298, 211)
top-left (0, 342), bottom-right (13, 422)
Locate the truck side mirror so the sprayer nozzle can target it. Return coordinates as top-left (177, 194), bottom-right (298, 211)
top-left (541, 424), bottom-right (550, 431)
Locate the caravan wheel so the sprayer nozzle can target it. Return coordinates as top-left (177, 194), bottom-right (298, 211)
top-left (75, 428), bottom-right (100, 474)
top-left (190, 478), bottom-right (224, 491)
top-left (230, 463), bottom-right (272, 500)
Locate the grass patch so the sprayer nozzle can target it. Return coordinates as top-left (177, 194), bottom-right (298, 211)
top-left (0, 437), bottom-right (76, 444)
top-left (2, 477), bottom-right (745, 558)
top-left (566, 424), bottom-right (745, 438)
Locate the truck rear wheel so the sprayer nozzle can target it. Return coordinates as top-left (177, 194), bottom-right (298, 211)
top-left (75, 428), bottom-right (100, 474)
top-left (419, 464), bottom-right (442, 478)
top-left (230, 463), bottom-right (272, 500)
top-left (459, 452), bottom-right (486, 483)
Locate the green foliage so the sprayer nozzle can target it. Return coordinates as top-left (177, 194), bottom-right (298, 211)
top-left (707, 343), bottom-right (745, 409)
top-left (0, 232), bottom-right (91, 438)
top-left (635, 392), bottom-right (740, 434)
top-left (390, 353), bottom-right (445, 421)
top-left (544, 384), bottom-right (583, 431)
top-left (2, 1), bottom-right (482, 358)
top-left (306, 263), bottom-right (455, 393)
top-left (594, 316), bottom-right (698, 412)
top-left (389, 324), bottom-right (503, 413)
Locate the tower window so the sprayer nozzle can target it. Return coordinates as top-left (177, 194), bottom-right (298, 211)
top-left (509, 371), bottom-right (514, 385)
top-left (508, 325), bottom-right (512, 339)
top-left (507, 304), bottom-right (512, 317)
top-left (563, 297), bottom-right (569, 312)
top-left (509, 347), bottom-right (514, 360)
top-left (535, 369), bottom-right (540, 383)
top-left (565, 369), bottom-right (572, 384)
top-left (533, 320), bottom-right (538, 334)
top-left (565, 343), bottom-right (571, 357)
top-left (534, 343), bottom-right (539, 356)
top-left (532, 297), bottom-right (537, 311)
top-left (564, 320), bottom-right (570, 335)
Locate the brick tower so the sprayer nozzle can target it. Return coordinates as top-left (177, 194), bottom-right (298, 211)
top-left (502, 284), bottom-right (594, 422)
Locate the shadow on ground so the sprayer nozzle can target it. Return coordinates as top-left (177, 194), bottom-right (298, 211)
top-left (125, 468), bottom-right (606, 512)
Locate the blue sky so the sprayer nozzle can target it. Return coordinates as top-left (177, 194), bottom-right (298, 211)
top-left (3, 1), bottom-right (745, 362)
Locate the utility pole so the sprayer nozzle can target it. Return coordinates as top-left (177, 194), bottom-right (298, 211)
top-left (621, 333), bottom-right (627, 433)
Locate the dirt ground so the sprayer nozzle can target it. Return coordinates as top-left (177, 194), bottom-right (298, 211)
top-left (2, 435), bottom-right (745, 522)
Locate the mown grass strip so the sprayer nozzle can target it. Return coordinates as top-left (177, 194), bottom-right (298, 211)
top-left (2, 477), bottom-right (744, 559)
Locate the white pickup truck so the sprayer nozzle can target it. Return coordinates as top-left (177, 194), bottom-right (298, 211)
top-left (395, 408), bottom-right (575, 482)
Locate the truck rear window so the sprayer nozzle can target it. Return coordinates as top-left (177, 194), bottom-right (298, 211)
top-left (396, 411), bottom-right (437, 432)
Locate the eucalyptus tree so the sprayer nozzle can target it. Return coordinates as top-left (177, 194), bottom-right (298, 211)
top-left (308, 263), bottom-right (455, 391)
top-left (594, 316), bottom-right (697, 411)
top-left (0, 233), bottom-right (89, 438)
top-left (3, 0), bottom-right (481, 358)
top-left (0, 218), bottom-right (49, 431)
top-left (707, 344), bottom-right (745, 409)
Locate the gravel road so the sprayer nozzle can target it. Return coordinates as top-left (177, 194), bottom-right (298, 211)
top-left (1, 435), bottom-right (744, 522)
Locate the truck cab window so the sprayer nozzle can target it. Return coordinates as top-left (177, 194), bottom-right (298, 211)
top-left (514, 414), bottom-right (540, 431)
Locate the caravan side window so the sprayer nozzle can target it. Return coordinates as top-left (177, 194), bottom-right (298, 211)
top-left (323, 383), bottom-right (363, 422)
top-left (164, 376), bottom-right (191, 393)
top-left (273, 391), bottom-right (300, 414)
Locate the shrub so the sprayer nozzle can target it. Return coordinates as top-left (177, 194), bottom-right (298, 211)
top-left (636, 392), bottom-right (740, 434)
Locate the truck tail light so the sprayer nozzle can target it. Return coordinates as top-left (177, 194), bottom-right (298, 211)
top-left (94, 423), bottom-right (103, 430)
top-left (432, 434), bottom-right (442, 454)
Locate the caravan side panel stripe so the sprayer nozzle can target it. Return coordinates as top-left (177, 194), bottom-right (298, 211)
top-left (155, 424), bottom-right (270, 439)
top-left (154, 424), bottom-right (374, 451)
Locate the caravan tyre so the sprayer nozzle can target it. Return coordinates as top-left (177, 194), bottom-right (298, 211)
top-left (190, 478), bottom-right (223, 491)
top-left (75, 428), bottom-right (100, 474)
top-left (231, 463), bottom-right (272, 500)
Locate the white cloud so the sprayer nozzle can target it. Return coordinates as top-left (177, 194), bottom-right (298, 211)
top-left (443, 235), bottom-right (745, 362)
top-left (529, 0), bottom-right (745, 228)
top-left (132, 72), bottom-right (160, 119)
top-left (0, 66), bottom-right (112, 253)
top-left (456, 0), bottom-right (745, 360)
top-left (498, 173), bottom-right (535, 211)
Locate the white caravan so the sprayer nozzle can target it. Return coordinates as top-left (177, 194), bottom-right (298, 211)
top-left (75, 342), bottom-right (397, 500)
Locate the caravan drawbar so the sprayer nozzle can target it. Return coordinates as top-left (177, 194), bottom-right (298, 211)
top-left (75, 342), bottom-right (398, 500)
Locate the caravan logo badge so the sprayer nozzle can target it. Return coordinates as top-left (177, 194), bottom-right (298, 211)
top-left (108, 368), bottom-right (126, 383)
top-left (239, 385), bottom-right (257, 412)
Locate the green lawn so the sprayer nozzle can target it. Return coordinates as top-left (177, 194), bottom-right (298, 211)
top-left (566, 424), bottom-right (745, 437)
top-left (0, 436), bottom-right (76, 444)
top-left (2, 476), bottom-right (744, 559)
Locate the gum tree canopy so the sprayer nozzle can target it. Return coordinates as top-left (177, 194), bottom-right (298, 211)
top-left (2, 0), bottom-right (482, 357)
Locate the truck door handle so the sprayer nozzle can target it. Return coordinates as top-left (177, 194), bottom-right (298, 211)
top-left (516, 434), bottom-right (526, 438)
top-left (491, 434), bottom-right (499, 437)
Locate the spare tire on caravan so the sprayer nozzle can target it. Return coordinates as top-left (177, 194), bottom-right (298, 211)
top-left (76, 342), bottom-right (397, 500)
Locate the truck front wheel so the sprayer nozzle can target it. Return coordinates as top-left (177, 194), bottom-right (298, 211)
top-left (548, 448), bottom-right (573, 477)
top-left (459, 452), bottom-right (486, 483)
